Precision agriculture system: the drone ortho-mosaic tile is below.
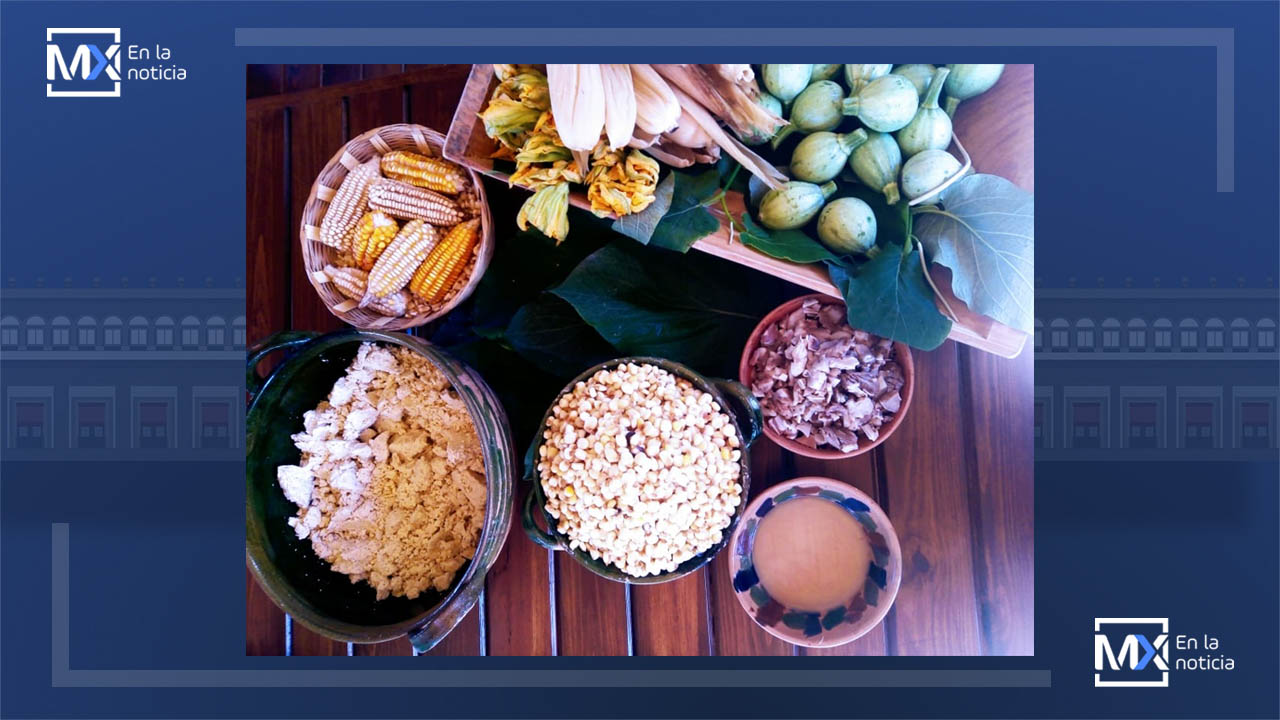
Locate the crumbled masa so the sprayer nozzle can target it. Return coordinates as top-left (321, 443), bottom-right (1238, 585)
top-left (276, 342), bottom-right (485, 600)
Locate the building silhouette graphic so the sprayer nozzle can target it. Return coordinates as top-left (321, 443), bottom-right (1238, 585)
top-left (2, 278), bottom-right (1277, 462)
top-left (2, 279), bottom-right (244, 462)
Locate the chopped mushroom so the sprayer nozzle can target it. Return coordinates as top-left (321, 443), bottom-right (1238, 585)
top-left (749, 298), bottom-right (904, 453)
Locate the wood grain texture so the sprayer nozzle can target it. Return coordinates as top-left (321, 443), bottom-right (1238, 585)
top-left (290, 621), bottom-right (348, 656)
top-left (247, 65), bottom-right (284, 99)
top-left (953, 64), bottom-right (1034, 193)
top-left (485, 524), bottom-right (554, 656)
top-left (960, 345), bottom-right (1034, 655)
top-left (288, 98), bottom-right (346, 335)
top-left (632, 570), bottom-right (711, 656)
top-left (245, 106), bottom-right (288, 656)
top-left (362, 64), bottom-right (405, 79)
top-left (878, 344), bottom-right (983, 655)
top-left (407, 65), bottom-right (472, 132)
top-left (708, 442), bottom-right (795, 656)
top-left (554, 557), bottom-right (630, 656)
top-left (353, 637), bottom-right (415, 656)
top-left (322, 64), bottom-right (362, 86)
top-left (424, 603), bottom-right (483, 656)
top-left (790, 453), bottom-right (888, 657)
top-left (284, 64), bottom-right (321, 93)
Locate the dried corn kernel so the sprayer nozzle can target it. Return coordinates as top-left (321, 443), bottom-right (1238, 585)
top-left (363, 220), bottom-right (438, 301)
top-left (408, 219), bottom-right (480, 303)
top-left (351, 211), bottom-right (399, 271)
top-left (368, 178), bottom-right (466, 226)
top-left (381, 151), bottom-right (469, 196)
top-left (318, 160), bottom-right (380, 250)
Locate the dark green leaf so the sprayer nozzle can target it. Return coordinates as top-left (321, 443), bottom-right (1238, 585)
top-left (550, 240), bottom-right (788, 377)
top-left (611, 172), bottom-right (675, 245)
top-left (466, 228), bottom-right (606, 333)
top-left (645, 169), bottom-right (722, 253)
top-left (913, 174), bottom-right (1034, 333)
top-left (717, 157), bottom-right (751, 195)
top-left (439, 338), bottom-right (565, 452)
top-left (504, 294), bottom-right (617, 379)
top-left (739, 212), bottom-right (839, 264)
top-left (827, 241), bottom-right (951, 350)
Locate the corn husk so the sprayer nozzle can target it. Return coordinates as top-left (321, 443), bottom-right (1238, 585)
top-left (599, 64), bottom-right (637, 150)
top-left (547, 64), bottom-right (606, 153)
top-left (666, 83), bottom-right (787, 189)
top-left (651, 64), bottom-right (786, 142)
top-left (630, 63), bottom-right (681, 135)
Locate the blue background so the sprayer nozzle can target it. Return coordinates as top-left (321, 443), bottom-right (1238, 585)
top-left (3, 1), bottom-right (1278, 718)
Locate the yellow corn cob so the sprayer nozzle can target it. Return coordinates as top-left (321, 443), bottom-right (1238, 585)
top-left (380, 151), bottom-right (470, 196)
top-left (318, 159), bottom-right (380, 249)
top-left (409, 219), bottom-right (481, 303)
top-left (363, 220), bottom-right (438, 301)
top-left (368, 178), bottom-right (466, 226)
top-left (323, 265), bottom-right (408, 316)
top-left (350, 211), bottom-right (399, 271)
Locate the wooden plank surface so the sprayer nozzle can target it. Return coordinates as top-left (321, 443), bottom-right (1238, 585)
top-left (961, 345), bottom-right (1034, 655)
top-left (708, 442), bottom-right (796, 656)
top-left (245, 64), bottom-right (1034, 658)
top-left (878, 343), bottom-right (984, 655)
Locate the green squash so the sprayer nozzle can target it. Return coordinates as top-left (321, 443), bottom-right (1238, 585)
top-left (758, 180), bottom-right (837, 230)
top-left (817, 197), bottom-right (878, 255)
top-left (790, 129), bottom-right (869, 183)
top-left (847, 131), bottom-right (902, 205)
top-left (769, 80), bottom-right (844, 149)
top-left (943, 64), bottom-right (1005, 116)
top-left (842, 64), bottom-right (892, 93)
top-left (891, 64), bottom-right (937, 98)
top-left (841, 74), bottom-right (919, 132)
top-left (895, 67), bottom-right (952, 157)
top-left (762, 64), bottom-right (813, 104)
top-left (809, 64), bottom-right (842, 82)
top-left (901, 148), bottom-right (962, 203)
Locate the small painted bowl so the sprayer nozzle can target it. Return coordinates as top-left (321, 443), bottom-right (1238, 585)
top-left (739, 293), bottom-right (914, 460)
top-left (521, 356), bottom-right (763, 584)
top-left (728, 477), bottom-right (902, 648)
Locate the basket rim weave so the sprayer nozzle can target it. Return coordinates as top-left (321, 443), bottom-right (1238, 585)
top-left (299, 122), bottom-right (494, 331)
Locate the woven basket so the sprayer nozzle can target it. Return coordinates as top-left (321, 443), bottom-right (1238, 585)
top-left (300, 123), bottom-right (494, 330)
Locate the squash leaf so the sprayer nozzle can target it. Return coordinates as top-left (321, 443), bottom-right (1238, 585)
top-left (613, 168), bottom-right (721, 253)
top-left (504, 293), bottom-right (618, 379)
top-left (549, 240), bottom-right (787, 376)
top-left (827, 240), bottom-right (952, 350)
top-left (739, 213), bottom-right (840, 264)
top-left (912, 174), bottom-right (1034, 333)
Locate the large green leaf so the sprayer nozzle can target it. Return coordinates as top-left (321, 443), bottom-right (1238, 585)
top-left (611, 172), bottom-right (675, 245)
top-left (645, 169), bottom-right (722, 253)
top-left (913, 173), bottom-right (1034, 333)
top-left (550, 240), bottom-right (787, 377)
top-left (504, 293), bottom-right (617, 379)
top-left (739, 213), bottom-right (839, 264)
top-left (826, 240), bottom-right (952, 350)
top-left (466, 228), bottom-right (606, 334)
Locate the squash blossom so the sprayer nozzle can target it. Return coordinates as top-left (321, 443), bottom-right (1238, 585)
top-left (587, 149), bottom-right (660, 217)
top-left (517, 182), bottom-right (571, 242)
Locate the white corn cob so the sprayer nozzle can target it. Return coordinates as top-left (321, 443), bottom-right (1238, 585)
top-left (323, 265), bottom-right (408, 316)
top-left (363, 220), bottom-right (438, 303)
top-left (318, 159), bottom-right (380, 249)
top-left (368, 178), bottom-right (466, 226)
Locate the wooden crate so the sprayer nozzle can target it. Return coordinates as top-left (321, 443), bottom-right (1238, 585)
top-left (444, 64), bottom-right (1030, 358)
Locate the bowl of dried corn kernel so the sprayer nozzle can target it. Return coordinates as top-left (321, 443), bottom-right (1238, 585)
top-left (521, 357), bottom-right (763, 584)
top-left (300, 123), bottom-right (494, 331)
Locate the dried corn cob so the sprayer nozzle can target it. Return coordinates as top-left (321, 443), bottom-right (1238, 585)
top-left (380, 151), bottom-right (470, 195)
top-left (409, 219), bottom-right (480, 303)
top-left (363, 220), bottom-right (438, 302)
top-left (323, 265), bottom-right (408, 316)
top-left (351, 211), bottom-right (399, 271)
top-left (368, 178), bottom-right (466, 226)
top-left (319, 159), bottom-right (380, 249)
top-left (455, 188), bottom-right (482, 218)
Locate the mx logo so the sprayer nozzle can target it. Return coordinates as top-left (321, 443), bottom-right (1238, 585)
top-left (1094, 617), bottom-right (1170, 687)
top-left (46, 28), bottom-right (121, 97)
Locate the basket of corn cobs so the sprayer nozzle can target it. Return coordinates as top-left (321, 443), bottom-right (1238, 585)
top-left (300, 123), bottom-right (493, 330)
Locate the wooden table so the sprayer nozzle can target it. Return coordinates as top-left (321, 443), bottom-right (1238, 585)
top-left (245, 64), bottom-right (1034, 656)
